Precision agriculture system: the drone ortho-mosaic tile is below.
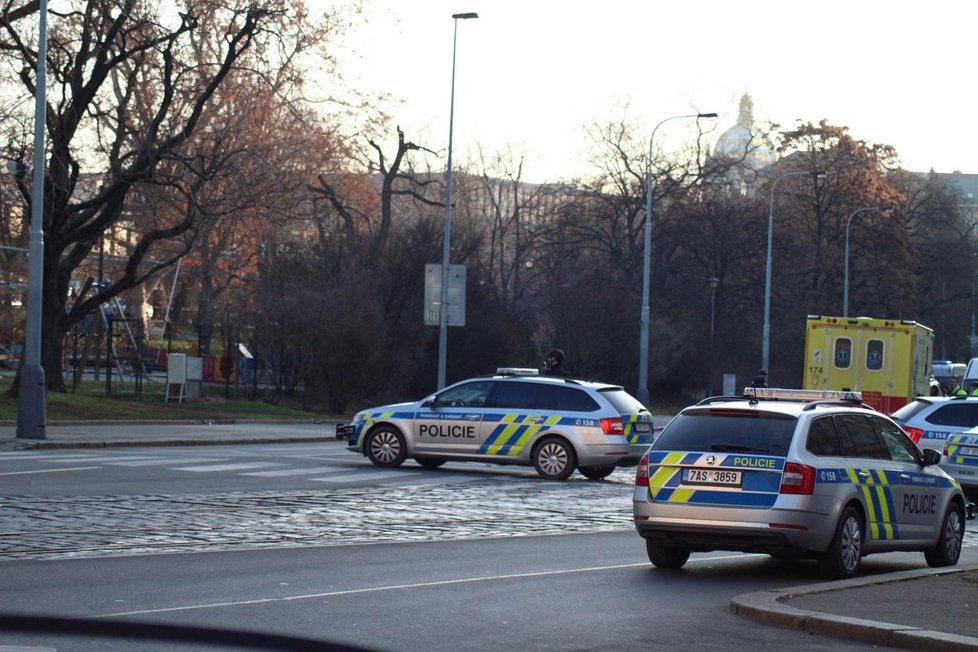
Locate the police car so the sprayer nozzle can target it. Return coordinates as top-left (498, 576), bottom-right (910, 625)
top-left (633, 388), bottom-right (968, 579)
top-left (944, 430), bottom-right (978, 500)
top-left (337, 369), bottom-right (653, 480)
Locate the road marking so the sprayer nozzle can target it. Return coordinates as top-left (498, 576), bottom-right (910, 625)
top-left (0, 466), bottom-right (101, 476)
top-left (307, 471), bottom-right (413, 482)
top-left (46, 456), bottom-right (159, 464)
top-left (170, 462), bottom-right (286, 472)
top-left (107, 458), bottom-right (221, 467)
top-left (241, 466), bottom-right (346, 477)
top-left (93, 554), bottom-right (756, 618)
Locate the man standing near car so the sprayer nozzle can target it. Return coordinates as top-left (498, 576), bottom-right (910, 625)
top-left (545, 349), bottom-right (569, 377)
top-left (948, 376), bottom-right (967, 396)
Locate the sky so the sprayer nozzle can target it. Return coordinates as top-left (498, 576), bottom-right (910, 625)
top-left (334, 0), bottom-right (977, 183)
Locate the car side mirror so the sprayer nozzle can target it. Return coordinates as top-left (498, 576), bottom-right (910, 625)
top-left (421, 399), bottom-right (434, 408)
top-left (921, 447), bottom-right (941, 466)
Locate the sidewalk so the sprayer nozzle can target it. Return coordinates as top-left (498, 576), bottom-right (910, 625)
top-left (2, 421), bottom-right (977, 650)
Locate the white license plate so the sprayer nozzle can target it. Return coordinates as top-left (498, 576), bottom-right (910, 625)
top-left (634, 422), bottom-right (651, 432)
top-left (682, 468), bottom-right (742, 486)
top-left (958, 446), bottom-right (978, 457)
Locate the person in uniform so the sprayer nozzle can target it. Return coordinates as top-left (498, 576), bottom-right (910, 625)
top-left (545, 349), bottom-right (569, 377)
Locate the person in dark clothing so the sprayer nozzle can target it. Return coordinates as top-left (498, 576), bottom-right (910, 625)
top-left (545, 349), bottom-right (569, 377)
top-left (752, 369), bottom-right (768, 388)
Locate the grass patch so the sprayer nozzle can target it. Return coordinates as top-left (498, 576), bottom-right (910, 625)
top-left (0, 374), bottom-right (335, 422)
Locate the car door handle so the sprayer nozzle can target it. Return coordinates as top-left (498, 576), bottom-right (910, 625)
top-left (899, 473), bottom-right (913, 482)
top-left (857, 471), bottom-right (871, 479)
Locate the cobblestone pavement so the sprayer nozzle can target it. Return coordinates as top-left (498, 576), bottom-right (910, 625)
top-left (0, 472), bottom-right (637, 561)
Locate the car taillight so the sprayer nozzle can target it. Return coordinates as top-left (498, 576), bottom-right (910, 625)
top-left (635, 453), bottom-right (649, 487)
top-left (779, 462), bottom-right (815, 495)
top-left (601, 417), bottom-right (624, 436)
top-left (902, 426), bottom-right (924, 443)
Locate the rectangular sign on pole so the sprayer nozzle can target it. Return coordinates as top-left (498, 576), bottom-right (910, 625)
top-left (424, 264), bottom-right (466, 326)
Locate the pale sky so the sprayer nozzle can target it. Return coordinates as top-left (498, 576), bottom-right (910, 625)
top-left (334, 0), bottom-right (976, 183)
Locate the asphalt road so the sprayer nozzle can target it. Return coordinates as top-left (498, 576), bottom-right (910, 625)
top-left (1, 532), bottom-right (901, 651)
top-left (2, 442), bottom-right (977, 651)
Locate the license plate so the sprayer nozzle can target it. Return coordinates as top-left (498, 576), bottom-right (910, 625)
top-left (682, 468), bottom-right (742, 486)
top-left (634, 422), bottom-right (651, 432)
top-left (958, 446), bottom-right (978, 457)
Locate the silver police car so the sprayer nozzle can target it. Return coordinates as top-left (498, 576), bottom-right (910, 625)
top-left (633, 388), bottom-right (968, 579)
top-left (338, 369), bottom-right (653, 480)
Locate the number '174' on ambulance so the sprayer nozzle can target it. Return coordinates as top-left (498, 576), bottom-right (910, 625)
top-left (802, 315), bottom-right (934, 413)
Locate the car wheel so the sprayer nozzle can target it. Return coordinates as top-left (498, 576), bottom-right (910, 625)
top-left (578, 465), bottom-right (615, 481)
top-left (645, 539), bottom-right (690, 569)
top-left (365, 427), bottom-right (407, 468)
top-left (818, 505), bottom-right (862, 579)
top-left (532, 436), bottom-right (577, 481)
top-left (925, 503), bottom-right (964, 567)
top-left (416, 458), bottom-right (446, 469)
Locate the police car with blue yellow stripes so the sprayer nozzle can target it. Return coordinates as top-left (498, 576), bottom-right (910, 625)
top-left (337, 368), bottom-right (653, 480)
top-left (633, 388), bottom-right (972, 579)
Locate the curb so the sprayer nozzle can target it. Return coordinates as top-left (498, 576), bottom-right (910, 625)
top-left (730, 564), bottom-right (978, 651)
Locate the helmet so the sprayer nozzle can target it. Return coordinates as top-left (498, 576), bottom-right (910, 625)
top-left (548, 349), bottom-right (564, 362)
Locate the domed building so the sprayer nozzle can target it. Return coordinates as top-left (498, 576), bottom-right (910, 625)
top-left (711, 93), bottom-right (777, 190)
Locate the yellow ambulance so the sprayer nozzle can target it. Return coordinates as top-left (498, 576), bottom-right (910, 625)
top-left (802, 315), bottom-right (934, 413)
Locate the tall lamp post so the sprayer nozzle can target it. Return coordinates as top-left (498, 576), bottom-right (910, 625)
top-left (762, 169), bottom-right (826, 374)
top-left (637, 111), bottom-right (717, 407)
top-left (708, 276), bottom-right (719, 395)
top-left (17, 0), bottom-right (48, 440)
top-left (437, 11), bottom-right (478, 390)
top-left (843, 205), bottom-right (893, 317)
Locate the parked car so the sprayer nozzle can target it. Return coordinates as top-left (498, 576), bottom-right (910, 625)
top-left (338, 368), bottom-right (654, 480)
top-left (634, 388), bottom-right (969, 579)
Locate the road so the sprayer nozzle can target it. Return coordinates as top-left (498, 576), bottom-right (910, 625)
top-left (1, 442), bottom-right (976, 650)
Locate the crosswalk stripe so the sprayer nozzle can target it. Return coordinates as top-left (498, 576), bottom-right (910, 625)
top-left (170, 462), bottom-right (286, 472)
top-left (108, 457), bottom-right (221, 466)
top-left (308, 471), bottom-right (410, 483)
top-left (241, 466), bottom-right (346, 477)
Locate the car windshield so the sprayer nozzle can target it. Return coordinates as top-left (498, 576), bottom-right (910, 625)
top-left (652, 410), bottom-right (797, 454)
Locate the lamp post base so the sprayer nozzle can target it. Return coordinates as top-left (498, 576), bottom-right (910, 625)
top-left (16, 363), bottom-right (46, 439)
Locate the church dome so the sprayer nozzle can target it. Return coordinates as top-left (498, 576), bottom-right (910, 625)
top-left (713, 93), bottom-right (776, 169)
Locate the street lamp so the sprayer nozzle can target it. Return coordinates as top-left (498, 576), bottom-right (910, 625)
top-left (762, 169), bottom-right (827, 374)
top-left (17, 0), bottom-right (48, 439)
top-left (437, 11), bottom-right (478, 390)
top-left (708, 276), bottom-right (719, 396)
top-left (843, 205), bottom-right (894, 317)
top-left (637, 111), bottom-right (717, 407)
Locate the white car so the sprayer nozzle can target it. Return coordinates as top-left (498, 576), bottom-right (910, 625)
top-left (338, 369), bottom-right (653, 480)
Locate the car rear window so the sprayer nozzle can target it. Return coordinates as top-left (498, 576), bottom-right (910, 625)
top-left (924, 403), bottom-right (978, 427)
top-left (890, 399), bottom-right (934, 422)
top-left (651, 410), bottom-right (797, 454)
top-left (598, 388), bottom-right (646, 414)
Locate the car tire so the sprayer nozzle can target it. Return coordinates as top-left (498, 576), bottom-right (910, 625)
top-left (365, 427), bottom-right (407, 468)
top-left (818, 505), bottom-right (863, 579)
top-left (925, 502), bottom-right (964, 567)
top-left (578, 465), bottom-right (615, 481)
top-left (532, 436), bottom-right (577, 481)
top-left (416, 458), bottom-right (446, 469)
top-left (645, 539), bottom-right (690, 569)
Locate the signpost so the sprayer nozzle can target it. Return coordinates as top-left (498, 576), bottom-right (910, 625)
top-left (424, 264), bottom-right (466, 326)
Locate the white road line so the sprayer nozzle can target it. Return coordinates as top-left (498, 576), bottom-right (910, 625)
top-left (307, 471), bottom-right (412, 482)
top-left (107, 458), bottom-right (221, 467)
top-left (46, 456), bottom-right (159, 464)
top-left (0, 466), bottom-right (101, 476)
top-left (241, 466), bottom-right (346, 477)
top-left (170, 462), bottom-right (286, 472)
top-left (93, 554), bottom-right (756, 618)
